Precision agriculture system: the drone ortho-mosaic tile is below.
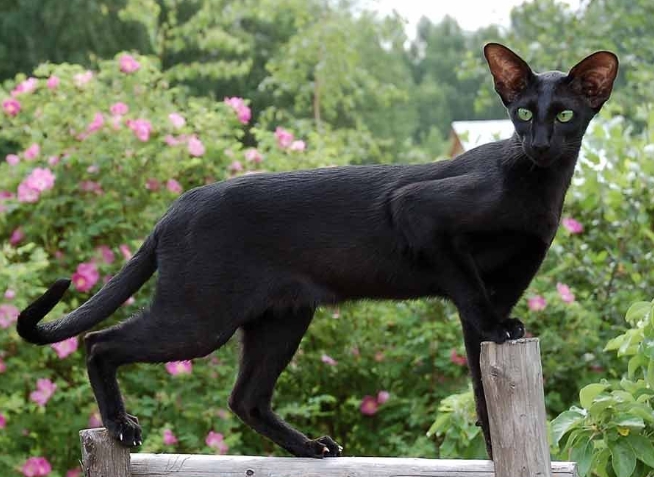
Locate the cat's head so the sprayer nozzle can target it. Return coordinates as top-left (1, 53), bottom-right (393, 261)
top-left (484, 43), bottom-right (619, 167)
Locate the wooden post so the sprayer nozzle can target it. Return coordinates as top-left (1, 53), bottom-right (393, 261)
top-left (481, 338), bottom-right (551, 477)
top-left (79, 428), bottom-right (130, 477)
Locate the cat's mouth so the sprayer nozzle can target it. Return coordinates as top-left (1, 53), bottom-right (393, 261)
top-left (523, 146), bottom-right (559, 168)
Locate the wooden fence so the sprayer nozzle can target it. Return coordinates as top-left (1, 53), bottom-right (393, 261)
top-left (79, 338), bottom-right (577, 477)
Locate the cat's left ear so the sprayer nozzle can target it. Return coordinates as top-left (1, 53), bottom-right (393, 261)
top-left (567, 51), bottom-right (619, 110)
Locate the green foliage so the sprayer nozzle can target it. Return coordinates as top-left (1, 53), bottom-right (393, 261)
top-left (0, 55), bottom-right (462, 474)
top-left (552, 299), bottom-right (654, 477)
top-left (427, 388), bottom-right (486, 459)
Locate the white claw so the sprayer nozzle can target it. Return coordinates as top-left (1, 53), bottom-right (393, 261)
top-left (137, 440), bottom-right (142, 446)
top-left (338, 445), bottom-right (343, 452)
top-left (322, 446), bottom-right (329, 454)
top-left (505, 331), bottom-right (511, 338)
top-left (119, 433), bottom-right (123, 441)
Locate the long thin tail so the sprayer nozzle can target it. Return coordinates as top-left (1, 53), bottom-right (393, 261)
top-left (17, 235), bottom-right (158, 345)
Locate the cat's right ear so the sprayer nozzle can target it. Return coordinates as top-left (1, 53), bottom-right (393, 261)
top-left (484, 43), bottom-right (534, 105)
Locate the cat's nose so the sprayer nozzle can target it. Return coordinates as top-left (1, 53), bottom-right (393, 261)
top-left (532, 142), bottom-right (550, 154)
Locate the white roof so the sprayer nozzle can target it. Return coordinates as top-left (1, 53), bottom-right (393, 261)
top-left (452, 119), bottom-right (515, 151)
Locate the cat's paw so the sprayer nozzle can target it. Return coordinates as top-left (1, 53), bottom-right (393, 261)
top-left (106, 413), bottom-right (142, 447)
top-left (483, 318), bottom-right (525, 344)
top-left (303, 436), bottom-right (343, 458)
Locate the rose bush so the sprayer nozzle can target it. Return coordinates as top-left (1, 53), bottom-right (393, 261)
top-left (0, 54), bottom-right (465, 475)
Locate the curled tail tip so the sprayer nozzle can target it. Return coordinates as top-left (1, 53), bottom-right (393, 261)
top-left (17, 278), bottom-right (71, 344)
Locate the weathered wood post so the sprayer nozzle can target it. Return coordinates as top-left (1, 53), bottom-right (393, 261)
top-left (80, 428), bottom-right (130, 477)
top-left (481, 338), bottom-right (552, 477)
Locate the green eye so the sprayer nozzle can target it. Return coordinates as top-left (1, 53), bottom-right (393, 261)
top-left (517, 108), bottom-right (533, 121)
top-left (557, 110), bottom-right (574, 123)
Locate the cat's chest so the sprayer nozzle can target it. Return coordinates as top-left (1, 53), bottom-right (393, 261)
top-left (499, 184), bottom-right (563, 244)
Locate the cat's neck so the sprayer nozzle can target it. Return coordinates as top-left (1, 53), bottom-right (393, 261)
top-left (500, 134), bottom-right (579, 204)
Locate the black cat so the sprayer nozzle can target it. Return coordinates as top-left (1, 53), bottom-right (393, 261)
top-left (17, 43), bottom-right (618, 459)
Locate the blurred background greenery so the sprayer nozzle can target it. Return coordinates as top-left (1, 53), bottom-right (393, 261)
top-left (1, 1), bottom-right (654, 476)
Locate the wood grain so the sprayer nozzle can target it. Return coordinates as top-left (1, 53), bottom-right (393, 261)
top-left (129, 454), bottom-right (576, 476)
top-left (80, 428), bottom-right (130, 477)
top-left (481, 338), bottom-right (553, 477)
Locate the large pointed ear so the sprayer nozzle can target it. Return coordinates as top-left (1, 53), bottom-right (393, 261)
top-left (567, 51), bottom-right (619, 110)
top-left (484, 43), bottom-right (534, 105)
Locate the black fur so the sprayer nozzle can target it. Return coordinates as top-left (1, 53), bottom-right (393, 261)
top-left (17, 44), bottom-right (618, 458)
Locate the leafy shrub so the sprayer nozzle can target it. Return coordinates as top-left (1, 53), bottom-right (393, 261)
top-left (0, 54), bottom-right (463, 475)
top-left (552, 299), bottom-right (654, 477)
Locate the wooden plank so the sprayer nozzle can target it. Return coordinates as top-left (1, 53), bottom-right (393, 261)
top-left (481, 338), bottom-right (553, 477)
top-left (79, 428), bottom-right (130, 477)
top-left (130, 454), bottom-right (577, 476)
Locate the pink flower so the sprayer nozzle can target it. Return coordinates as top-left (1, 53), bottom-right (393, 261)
top-left (23, 143), bottom-right (40, 160)
top-left (110, 102), bottom-right (129, 116)
top-left (0, 358), bottom-right (6, 373)
top-left (127, 119), bottom-right (152, 142)
top-left (66, 468), bottom-right (81, 477)
top-left (275, 127), bottom-right (294, 148)
top-left (17, 182), bottom-right (40, 203)
top-left (166, 179), bottom-right (183, 194)
top-left (87, 165), bottom-right (99, 174)
top-left (47, 76), bottom-right (60, 90)
top-left (377, 390), bottom-right (390, 404)
top-left (12, 78), bottom-right (38, 96)
top-left (290, 140), bottom-right (306, 152)
top-left (450, 348), bottom-right (467, 366)
top-left (73, 71), bottom-right (94, 87)
top-left (4, 288), bottom-right (15, 300)
top-left (51, 337), bottom-right (78, 359)
top-left (123, 296), bottom-right (135, 306)
top-left (556, 283), bottom-right (575, 303)
top-left (229, 161), bottom-right (243, 173)
top-left (0, 413), bottom-right (6, 428)
top-left (224, 97), bottom-right (251, 124)
top-left (205, 431), bottom-right (229, 454)
top-left (0, 304), bottom-right (19, 328)
top-left (3, 98), bottom-right (21, 116)
top-left (48, 156), bottom-right (60, 166)
top-left (79, 180), bottom-right (103, 195)
top-left (119, 244), bottom-right (132, 260)
top-left (6, 154), bottom-right (19, 166)
top-left (187, 136), bottom-right (205, 157)
top-left (21, 457), bottom-right (52, 477)
top-left (360, 395), bottom-right (379, 416)
top-left (374, 351), bottom-right (385, 362)
top-left (96, 245), bottom-right (115, 264)
top-left (562, 217), bottom-right (583, 234)
top-left (9, 227), bottom-right (25, 246)
top-left (244, 148), bottom-right (263, 163)
top-left (119, 54), bottom-right (141, 73)
top-left (25, 168), bottom-right (55, 192)
top-left (165, 361), bottom-right (193, 375)
top-left (30, 379), bottom-right (57, 407)
top-left (168, 113), bottom-right (186, 129)
top-left (88, 412), bottom-right (102, 428)
top-left (528, 295), bottom-right (547, 311)
top-left (79, 113), bottom-right (104, 139)
top-left (321, 354), bottom-right (338, 366)
top-left (163, 429), bottom-right (178, 445)
top-left (72, 262), bottom-right (100, 293)
top-left (145, 178), bottom-right (161, 191)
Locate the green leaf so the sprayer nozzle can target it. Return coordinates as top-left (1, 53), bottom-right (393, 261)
top-left (571, 436), bottom-right (595, 477)
top-left (609, 439), bottom-right (637, 477)
top-left (589, 395), bottom-right (617, 418)
top-left (626, 301), bottom-right (653, 325)
top-left (626, 434), bottom-right (654, 468)
top-left (613, 415), bottom-right (645, 430)
top-left (551, 408), bottom-right (586, 446)
top-left (628, 355), bottom-right (648, 378)
top-left (581, 383), bottom-right (609, 409)
top-left (605, 334), bottom-right (627, 351)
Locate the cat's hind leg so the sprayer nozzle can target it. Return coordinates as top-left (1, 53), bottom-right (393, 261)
top-left (84, 307), bottom-right (237, 447)
top-left (228, 306), bottom-right (342, 458)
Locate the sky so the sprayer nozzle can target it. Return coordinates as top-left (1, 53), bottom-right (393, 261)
top-left (363, 0), bottom-right (580, 34)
